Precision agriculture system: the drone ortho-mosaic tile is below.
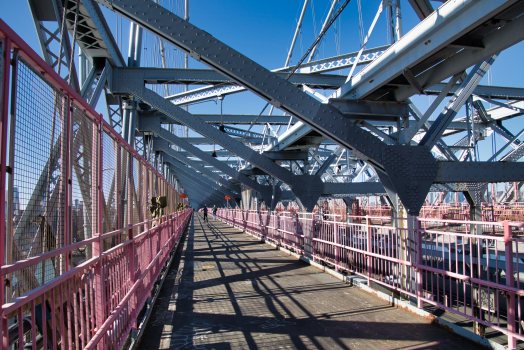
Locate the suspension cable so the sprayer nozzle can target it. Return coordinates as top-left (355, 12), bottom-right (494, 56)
top-left (227, 0), bottom-right (351, 165)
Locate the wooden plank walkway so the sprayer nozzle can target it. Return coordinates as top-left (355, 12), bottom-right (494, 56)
top-left (140, 213), bottom-right (480, 349)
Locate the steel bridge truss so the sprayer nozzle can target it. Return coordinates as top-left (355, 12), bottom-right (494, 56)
top-left (21, 0), bottom-right (524, 217)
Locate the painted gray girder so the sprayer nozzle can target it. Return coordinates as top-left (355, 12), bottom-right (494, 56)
top-left (426, 84), bottom-right (524, 101)
top-left (334, 0), bottom-right (524, 101)
top-left (174, 174), bottom-right (224, 206)
top-left (408, 0), bottom-right (434, 20)
top-left (268, 100), bottom-right (409, 152)
top-left (162, 153), bottom-right (240, 200)
top-left (177, 136), bottom-right (271, 145)
top-left (166, 46), bottom-right (390, 105)
top-left (110, 70), bottom-right (300, 188)
top-left (190, 159), bottom-right (239, 166)
top-left (195, 114), bottom-right (292, 125)
top-left (151, 138), bottom-right (241, 193)
top-left (419, 56), bottom-right (497, 149)
top-left (97, 0), bottom-right (397, 172)
top-left (28, 0), bottom-right (80, 92)
top-left (167, 166), bottom-right (235, 203)
top-left (97, 0), bottom-right (515, 214)
top-left (170, 169), bottom-right (221, 202)
top-left (142, 112), bottom-right (293, 125)
top-left (191, 148), bottom-right (334, 158)
top-left (435, 162), bottom-right (524, 183)
top-left (80, 0), bottom-right (126, 66)
top-left (143, 124), bottom-right (388, 199)
top-left (137, 117), bottom-right (275, 202)
top-left (122, 67), bottom-right (346, 89)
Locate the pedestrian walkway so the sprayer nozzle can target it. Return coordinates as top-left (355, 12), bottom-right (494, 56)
top-left (141, 213), bottom-right (479, 349)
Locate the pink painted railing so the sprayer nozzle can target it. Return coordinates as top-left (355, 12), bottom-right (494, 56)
top-left (0, 20), bottom-right (192, 349)
top-left (218, 208), bottom-right (523, 348)
top-left (359, 203), bottom-right (524, 229)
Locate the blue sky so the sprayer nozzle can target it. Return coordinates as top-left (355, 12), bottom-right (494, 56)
top-left (2, 0), bottom-right (524, 165)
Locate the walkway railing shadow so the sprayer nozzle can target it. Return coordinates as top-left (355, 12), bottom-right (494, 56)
top-left (159, 213), bottom-right (480, 349)
top-left (217, 208), bottom-right (524, 348)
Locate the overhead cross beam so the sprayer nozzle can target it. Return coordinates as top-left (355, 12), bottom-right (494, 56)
top-left (335, 0), bottom-right (524, 101)
top-left (97, 0), bottom-right (398, 171)
top-left (96, 0), bottom-right (441, 214)
top-left (152, 138), bottom-right (240, 194)
top-left (162, 153), bottom-right (239, 201)
top-left (97, 0), bottom-right (524, 215)
top-left (137, 117), bottom-right (275, 204)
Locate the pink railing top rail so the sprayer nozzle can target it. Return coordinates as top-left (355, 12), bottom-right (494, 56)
top-left (1, 210), bottom-right (189, 315)
top-left (0, 212), bottom-right (178, 276)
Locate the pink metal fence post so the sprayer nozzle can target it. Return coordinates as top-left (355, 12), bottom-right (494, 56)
top-left (416, 219), bottom-right (423, 308)
top-left (64, 96), bottom-right (72, 272)
top-left (366, 216), bottom-right (371, 286)
top-left (503, 221), bottom-right (517, 348)
top-left (127, 153), bottom-right (137, 332)
top-left (0, 36), bottom-right (11, 350)
top-left (94, 115), bottom-right (106, 348)
top-left (334, 220), bottom-right (339, 272)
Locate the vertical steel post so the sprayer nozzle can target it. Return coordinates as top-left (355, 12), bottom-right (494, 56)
top-left (144, 168), bottom-right (149, 233)
top-left (64, 95), bottom-right (72, 272)
top-left (93, 113), bottom-right (105, 348)
top-left (503, 221), bottom-right (516, 348)
top-left (394, 0), bottom-right (403, 40)
top-left (366, 215), bottom-right (372, 286)
top-left (116, 144), bottom-right (122, 244)
top-left (5, 48), bottom-right (18, 301)
top-left (416, 218), bottom-right (423, 308)
top-left (334, 220), bottom-right (339, 272)
top-left (0, 36), bottom-right (12, 350)
top-left (127, 149), bottom-right (137, 330)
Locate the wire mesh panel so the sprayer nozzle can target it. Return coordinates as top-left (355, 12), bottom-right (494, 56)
top-left (102, 132), bottom-right (118, 250)
top-left (132, 157), bottom-right (142, 236)
top-left (11, 58), bottom-right (68, 296)
top-left (0, 24), bottom-right (192, 350)
top-left (71, 106), bottom-right (98, 266)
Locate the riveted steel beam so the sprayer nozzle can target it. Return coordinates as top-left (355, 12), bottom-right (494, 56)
top-left (120, 67), bottom-right (346, 88)
top-left (163, 154), bottom-right (239, 200)
top-left (165, 46), bottom-right (390, 105)
top-left (152, 138), bottom-right (240, 194)
top-left (176, 136), bottom-right (270, 145)
top-left (81, 0), bottom-right (126, 66)
top-left (97, 0), bottom-right (398, 171)
top-left (425, 84), bottom-right (524, 101)
top-left (436, 162), bottom-right (524, 183)
top-left (336, 0), bottom-right (523, 102)
top-left (137, 116), bottom-right (276, 203)
top-left (97, 0), bottom-right (460, 215)
top-left (174, 173), bottom-right (224, 206)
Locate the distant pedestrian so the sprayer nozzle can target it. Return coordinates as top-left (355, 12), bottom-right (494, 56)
top-left (203, 204), bottom-right (208, 222)
top-left (212, 205), bottom-right (217, 220)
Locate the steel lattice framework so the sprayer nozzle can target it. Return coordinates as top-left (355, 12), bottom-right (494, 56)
top-left (0, 0), bottom-right (523, 348)
top-left (23, 0), bottom-right (524, 215)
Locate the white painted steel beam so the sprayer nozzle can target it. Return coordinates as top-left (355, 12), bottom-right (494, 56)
top-left (334, 0), bottom-right (522, 101)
